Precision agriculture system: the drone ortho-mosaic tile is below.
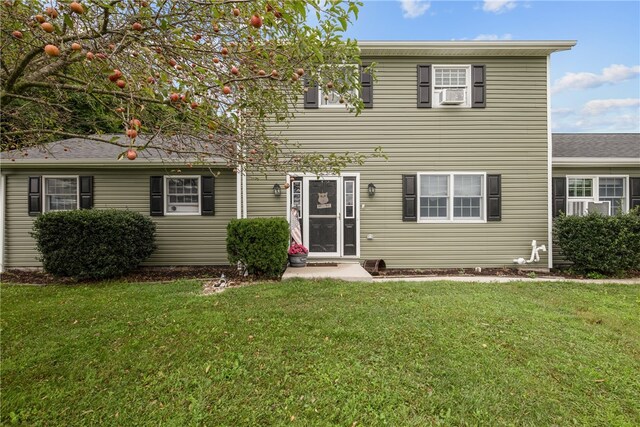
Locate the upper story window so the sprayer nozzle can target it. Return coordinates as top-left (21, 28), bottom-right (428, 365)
top-left (318, 65), bottom-right (357, 108)
top-left (44, 177), bottom-right (79, 212)
top-left (433, 65), bottom-right (471, 108)
top-left (567, 176), bottom-right (628, 216)
top-left (418, 172), bottom-right (485, 222)
top-left (165, 176), bottom-right (200, 215)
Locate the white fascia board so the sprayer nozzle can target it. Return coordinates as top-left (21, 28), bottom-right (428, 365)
top-left (553, 157), bottom-right (640, 167)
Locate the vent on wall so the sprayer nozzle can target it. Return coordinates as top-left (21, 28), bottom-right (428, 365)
top-left (439, 88), bottom-right (466, 105)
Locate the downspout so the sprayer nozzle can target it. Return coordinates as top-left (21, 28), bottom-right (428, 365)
top-left (242, 162), bottom-right (247, 219)
top-left (546, 54), bottom-right (554, 270)
top-left (236, 164), bottom-right (242, 219)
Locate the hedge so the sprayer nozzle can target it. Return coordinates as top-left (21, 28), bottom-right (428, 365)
top-left (226, 218), bottom-right (289, 278)
top-left (31, 209), bottom-right (156, 280)
top-left (554, 208), bottom-right (640, 275)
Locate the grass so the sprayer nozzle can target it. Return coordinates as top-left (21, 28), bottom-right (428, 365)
top-left (1, 279), bottom-right (639, 426)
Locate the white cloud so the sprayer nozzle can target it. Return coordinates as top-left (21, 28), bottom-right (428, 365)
top-left (474, 33), bottom-right (513, 41)
top-left (483, 0), bottom-right (517, 13)
top-left (582, 98), bottom-right (640, 115)
top-left (552, 98), bottom-right (640, 132)
top-left (552, 64), bottom-right (640, 94)
top-left (399, 0), bottom-right (430, 19)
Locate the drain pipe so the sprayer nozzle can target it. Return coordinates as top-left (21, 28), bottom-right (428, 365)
top-left (513, 240), bottom-right (547, 265)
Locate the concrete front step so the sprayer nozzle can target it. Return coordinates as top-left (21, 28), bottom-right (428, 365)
top-left (282, 263), bottom-right (373, 282)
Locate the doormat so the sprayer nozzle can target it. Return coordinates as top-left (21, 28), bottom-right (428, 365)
top-left (306, 263), bottom-right (339, 267)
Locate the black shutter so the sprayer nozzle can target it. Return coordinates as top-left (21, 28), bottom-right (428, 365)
top-left (630, 177), bottom-right (640, 210)
top-left (360, 64), bottom-right (373, 108)
top-left (402, 174), bottom-right (417, 222)
top-left (79, 176), bottom-right (93, 210)
top-left (28, 176), bottom-right (42, 216)
top-left (150, 176), bottom-right (164, 216)
top-left (201, 176), bottom-right (215, 216)
top-left (552, 177), bottom-right (566, 218)
top-left (303, 76), bottom-right (318, 109)
top-left (417, 65), bottom-right (432, 108)
top-left (471, 65), bottom-right (486, 108)
top-left (487, 174), bottom-right (501, 221)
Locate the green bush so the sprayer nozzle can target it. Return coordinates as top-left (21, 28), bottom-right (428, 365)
top-left (32, 209), bottom-right (156, 280)
top-left (227, 218), bottom-right (289, 278)
top-left (554, 208), bottom-right (640, 275)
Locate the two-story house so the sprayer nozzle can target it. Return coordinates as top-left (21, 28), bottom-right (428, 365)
top-left (1, 41), bottom-right (580, 272)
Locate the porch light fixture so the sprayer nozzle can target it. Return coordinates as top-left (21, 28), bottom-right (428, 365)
top-left (368, 183), bottom-right (376, 196)
top-left (272, 183), bottom-right (282, 196)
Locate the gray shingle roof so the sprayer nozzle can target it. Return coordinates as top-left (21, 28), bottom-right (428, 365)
top-left (552, 133), bottom-right (640, 159)
top-left (1, 135), bottom-right (229, 165)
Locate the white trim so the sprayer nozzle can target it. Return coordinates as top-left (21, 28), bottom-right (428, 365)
top-left (286, 172), bottom-right (360, 259)
top-left (546, 54), bottom-right (553, 269)
top-left (566, 175), bottom-right (630, 215)
top-left (432, 65), bottom-right (472, 109)
top-left (342, 172), bottom-right (361, 259)
top-left (552, 157), bottom-right (640, 167)
top-left (236, 166), bottom-right (242, 219)
top-left (417, 172), bottom-right (487, 223)
top-left (42, 175), bottom-right (80, 212)
top-left (241, 166), bottom-right (247, 218)
top-left (163, 175), bottom-right (201, 216)
top-left (0, 174), bottom-right (5, 273)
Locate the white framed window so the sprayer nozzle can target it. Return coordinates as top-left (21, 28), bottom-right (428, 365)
top-left (567, 175), bottom-right (628, 216)
top-left (164, 176), bottom-right (200, 215)
top-left (418, 172), bottom-right (485, 222)
top-left (433, 65), bottom-right (471, 108)
top-left (318, 65), bottom-right (358, 108)
top-left (291, 179), bottom-right (303, 218)
top-left (344, 180), bottom-right (355, 219)
top-left (43, 176), bottom-right (79, 212)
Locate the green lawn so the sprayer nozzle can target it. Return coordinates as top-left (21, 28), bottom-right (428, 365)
top-left (1, 279), bottom-right (639, 426)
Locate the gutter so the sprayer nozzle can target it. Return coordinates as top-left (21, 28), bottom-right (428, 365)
top-left (552, 157), bottom-right (640, 167)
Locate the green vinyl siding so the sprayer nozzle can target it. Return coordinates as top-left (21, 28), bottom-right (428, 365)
top-left (552, 165), bottom-right (640, 267)
top-left (2, 168), bottom-right (235, 267)
top-left (248, 56), bottom-right (551, 268)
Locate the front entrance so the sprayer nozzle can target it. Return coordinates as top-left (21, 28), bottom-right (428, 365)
top-left (288, 174), bottom-right (359, 258)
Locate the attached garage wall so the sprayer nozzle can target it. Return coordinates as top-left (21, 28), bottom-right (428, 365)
top-left (2, 168), bottom-right (236, 267)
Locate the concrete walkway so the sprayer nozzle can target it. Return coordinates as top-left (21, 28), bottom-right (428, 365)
top-left (374, 276), bottom-right (640, 284)
top-left (282, 263), bottom-right (373, 282)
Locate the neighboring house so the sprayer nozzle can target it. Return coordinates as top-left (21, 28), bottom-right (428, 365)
top-left (2, 40), bottom-right (585, 272)
top-left (552, 133), bottom-right (640, 217)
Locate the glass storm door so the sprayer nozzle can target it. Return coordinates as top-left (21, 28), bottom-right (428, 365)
top-left (305, 178), bottom-right (340, 256)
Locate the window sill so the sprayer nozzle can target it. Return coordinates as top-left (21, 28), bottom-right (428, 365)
top-left (417, 219), bottom-right (487, 224)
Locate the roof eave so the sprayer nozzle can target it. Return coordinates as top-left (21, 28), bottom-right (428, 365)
top-left (553, 157), bottom-right (640, 167)
top-left (358, 40), bottom-right (577, 57)
top-left (1, 159), bottom-right (229, 169)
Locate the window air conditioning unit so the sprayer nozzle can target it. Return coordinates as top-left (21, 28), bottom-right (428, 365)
top-left (587, 201), bottom-right (611, 216)
top-left (439, 88), bottom-right (466, 105)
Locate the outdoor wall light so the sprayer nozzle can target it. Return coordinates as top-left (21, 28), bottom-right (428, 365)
top-left (272, 183), bottom-right (282, 196)
top-left (368, 183), bottom-right (376, 196)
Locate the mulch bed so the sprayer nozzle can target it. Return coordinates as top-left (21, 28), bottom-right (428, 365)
top-left (2, 266), bottom-right (638, 285)
top-left (1, 266), bottom-right (241, 285)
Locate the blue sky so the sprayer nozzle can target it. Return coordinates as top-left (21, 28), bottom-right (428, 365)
top-left (342, 1), bottom-right (640, 133)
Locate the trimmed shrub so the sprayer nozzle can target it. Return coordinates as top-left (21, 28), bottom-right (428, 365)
top-left (32, 209), bottom-right (156, 280)
top-left (554, 208), bottom-right (640, 275)
top-left (227, 218), bottom-right (289, 278)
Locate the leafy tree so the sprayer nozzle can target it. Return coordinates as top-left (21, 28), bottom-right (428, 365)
top-left (1, 0), bottom-right (376, 172)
